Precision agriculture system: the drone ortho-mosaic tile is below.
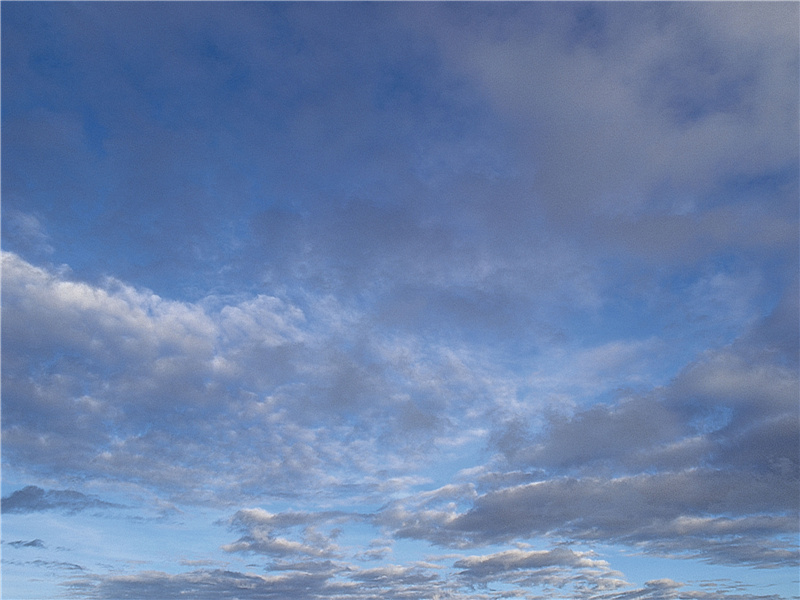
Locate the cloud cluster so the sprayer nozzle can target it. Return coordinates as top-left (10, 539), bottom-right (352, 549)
top-left (65, 556), bottom-right (786, 600)
top-left (2, 3), bottom-right (797, 599)
top-left (2, 250), bottom-right (502, 506)
top-left (3, 249), bottom-right (797, 596)
top-left (375, 290), bottom-right (799, 569)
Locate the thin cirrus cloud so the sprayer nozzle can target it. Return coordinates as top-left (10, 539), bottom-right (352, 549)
top-left (1, 2), bottom-right (798, 600)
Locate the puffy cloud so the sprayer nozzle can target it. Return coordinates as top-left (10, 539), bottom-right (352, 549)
top-left (452, 546), bottom-right (627, 592)
top-left (222, 508), bottom-right (351, 559)
top-left (2, 251), bottom-right (496, 505)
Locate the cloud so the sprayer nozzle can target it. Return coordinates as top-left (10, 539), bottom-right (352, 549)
top-left (68, 568), bottom-right (343, 600)
top-left (375, 293), bottom-right (799, 569)
top-left (454, 547), bottom-right (608, 576)
top-left (409, 3), bottom-right (798, 266)
top-left (222, 508), bottom-right (359, 559)
top-left (601, 578), bottom-right (785, 600)
top-left (452, 547), bottom-right (627, 593)
top-left (1, 208), bottom-right (54, 259)
top-left (7, 539), bottom-right (46, 549)
top-left (451, 471), bottom-right (795, 561)
top-left (1, 251), bottom-right (521, 507)
top-left (2, 4), bottom-right (797, 599)
top-left (1, 486), bottom-right (123, 515)
top-left (65, 560), bottom-right (786, 600)
top-left (5, 558), bottom-right (85, 572)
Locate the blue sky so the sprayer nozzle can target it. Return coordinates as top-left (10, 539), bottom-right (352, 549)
top-left (1, 2), bottom-right (798, 599)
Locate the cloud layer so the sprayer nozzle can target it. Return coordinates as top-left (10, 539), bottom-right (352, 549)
top-left (2, 3), bottom-right (797, 600)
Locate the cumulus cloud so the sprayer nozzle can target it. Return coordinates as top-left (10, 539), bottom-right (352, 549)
top-left (2, 251), bottom-right (498, 506)
top-left (222, 508), bottom-right (351, 559)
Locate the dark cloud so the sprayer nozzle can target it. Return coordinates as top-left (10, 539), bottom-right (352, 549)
top-left (7, 539), bottom-right (46, 549)
top-left (5, 558), bottom-right (85, 572)
top-left (1, 486), bottom-right (123, 515)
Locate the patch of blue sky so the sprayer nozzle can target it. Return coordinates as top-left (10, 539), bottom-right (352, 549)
top-left (606, 545), bottom-right (800, 599)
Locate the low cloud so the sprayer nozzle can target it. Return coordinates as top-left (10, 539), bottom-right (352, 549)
top-left (6, 539), bottom-right (46, 549)
top-left (1, 486), bottom-right (123, 515)
top-left (222, 508), bottom-right (354, 559)
top-left (1, 251), bottom-right (496, 506)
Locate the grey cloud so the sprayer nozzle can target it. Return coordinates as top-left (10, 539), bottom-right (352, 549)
top-left (68, 563), bottom-right (448, 600)
top-left (452, 556), bottom-right (628, 597)
top-left (64, 560), bottom-right (782, 600)
top-left (6, 539), bottom-right (46, 549)
top-left (501, 354), bottom-right (798, 479)
top-left (349, 564), bottom-right (439, 587)
top-left (1, 486), bottom-right (123, 515)
top-left (452, 547), bottom-right (626, 593)
top-left (223, 508), bottom-right (355, 559)
top-left (6, 558), bottom-right (85, 572)
top-left (380, 469), bottom-right (798, 567)
top-left (600, 578), bottom-right (785, 600)
top-left (61, 546), bottom-right (792, 600)
top-left (412, 3), bottom-right (798, 267)
top-left (507, 396), bottom-right (685, 473)
top-left (460, 469), bottom-right (795, 535)
top-left (439, 292), bottom-right (799, 568)
top-left (70, 568), bottom-right (343, 600)
top-left (2, 251), bottom-right (493, 505)
top-left (454, 547), bottom-right (607, 575)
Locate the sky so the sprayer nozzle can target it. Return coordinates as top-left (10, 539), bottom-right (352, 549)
top-left (1, 2), bottom-right (798, 599)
